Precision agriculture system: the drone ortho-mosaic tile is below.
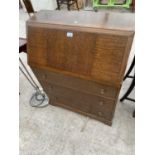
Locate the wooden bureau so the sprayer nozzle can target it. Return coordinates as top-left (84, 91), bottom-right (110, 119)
top-left (27, 10), bottom-right (134, 125)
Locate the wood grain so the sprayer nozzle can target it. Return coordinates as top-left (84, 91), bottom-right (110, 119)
top-left (32, 67), bottom-right (118, 99)
top-left (27, 10), bottom-right (134, 125)
top-left (40, 81), bottom-right (115, 123)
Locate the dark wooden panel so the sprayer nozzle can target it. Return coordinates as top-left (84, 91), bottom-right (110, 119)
top-left (92, 34), bottom-right (128, 82)
top-left (40, 81), bottom-right (115, 121)
top-left (28, 46), bottom-right (47, 66)
top-left (27, 27), bottom-right (48, 47)
top-left (32, 67), bottom-right (118, 99)
top-left (46, 29), bottom-right (96, 76)
top-left (94, 34), bottom-right (127, 73)
top-left (28, 26), bottom-right (131, 84)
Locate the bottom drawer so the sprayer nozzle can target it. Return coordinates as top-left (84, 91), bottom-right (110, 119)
top-left (41, 81), bottom-right (116, 125)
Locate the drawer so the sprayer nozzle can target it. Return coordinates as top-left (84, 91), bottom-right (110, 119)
top-left (90, 99), bottom-right (115, 120)
top-left (43, 82), bottom-right (92, 114)
top-left (32, 68), bottom-right (118, 99)
top-left (41, 81), bottom-right (115, 120)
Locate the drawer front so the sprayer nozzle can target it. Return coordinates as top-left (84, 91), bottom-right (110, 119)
top-left (90, 99), bottom-right (115, 119)
top-left (32, 68), bottom-right (118, 99)
top-left (47, 85), bottom-right (90, 114)
top-left (40, 81), bottom-right (115, 120)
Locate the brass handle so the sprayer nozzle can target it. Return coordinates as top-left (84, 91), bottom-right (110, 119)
top-left (50, 85), bottom-right (53, 89)
top-left (47, 85), bottom-right (53, 92)
top-left (99, 101), bottom-right (104, 106)
top-left (54, 96), bottom-right (58, 100)
top-left (43, 74), bottom-right (47, 79)
top-left (98, 112), bottom-right (103, 117)
top-left (100, 89), bottom-right (105, 95)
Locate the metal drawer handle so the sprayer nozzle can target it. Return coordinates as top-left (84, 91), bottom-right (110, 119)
top-left (99, 101), bottom-right (104, 106)
top-left (49, 85), bottom-right (53, 90)
top-left (98, 112), bottom-right (103, 117)
top-left (101, 89), bottom-right (105, 95)
top-left (43, 74), bottom-right (47, 79)
top-left (54, 96), bottom-right (58, 100)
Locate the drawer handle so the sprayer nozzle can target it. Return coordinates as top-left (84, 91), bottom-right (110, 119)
top-left (98, 112), bottom-right (103, 117)
top-left (99, 101), bottom-right (104, 106)
top-left (100, 89), bottom-right (105, 95)
top-left (43, 74), bottom-right (47, 79)
top-left (54, 96), bottom-right (58, 100)
top-left (49, 85), bottom-right (53, 90)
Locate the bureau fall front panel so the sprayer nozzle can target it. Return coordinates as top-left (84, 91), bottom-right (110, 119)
top-left (28, 26), bottom-right (128, 84)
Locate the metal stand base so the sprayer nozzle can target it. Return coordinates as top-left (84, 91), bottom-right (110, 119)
top-left (19, 57), bottom-right (49, 108)
top-left (30, 90), bottom-right (49, 108)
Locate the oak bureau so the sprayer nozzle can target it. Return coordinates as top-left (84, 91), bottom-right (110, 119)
top-left (27, 10), bottom-right (134, 125)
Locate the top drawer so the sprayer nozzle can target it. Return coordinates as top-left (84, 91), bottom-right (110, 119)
top-left (32, 68), bottom-right (118, 99)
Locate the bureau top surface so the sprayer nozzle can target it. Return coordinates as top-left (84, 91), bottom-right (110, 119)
top-left (27, 10), bottom-right (134, 32)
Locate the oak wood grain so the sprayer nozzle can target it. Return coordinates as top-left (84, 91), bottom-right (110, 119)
top-left (27, 10), bottom-right (134, 125)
